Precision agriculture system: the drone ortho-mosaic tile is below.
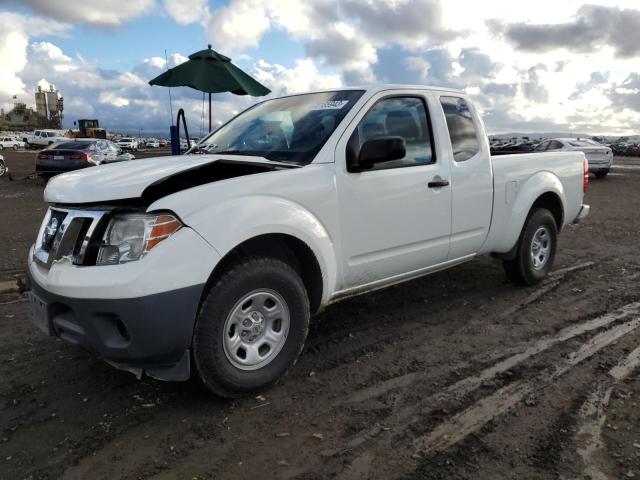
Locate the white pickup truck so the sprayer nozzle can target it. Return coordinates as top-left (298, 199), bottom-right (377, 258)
top-left (23, 129), bottom-right (68, 149)
top-left (27, 85), bottom-right (589, 397)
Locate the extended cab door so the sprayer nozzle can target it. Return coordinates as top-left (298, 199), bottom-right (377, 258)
top-left (335, 92), bottom-right (452, 290)
top-left (437, 95), bottom-right (493, 259)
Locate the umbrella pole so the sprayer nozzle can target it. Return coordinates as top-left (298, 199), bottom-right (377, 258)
top-left (208, 93), bottom-right (212, 132)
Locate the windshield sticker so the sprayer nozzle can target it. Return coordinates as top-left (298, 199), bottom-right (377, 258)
top-left (311, 100), bottom-right (349, 110)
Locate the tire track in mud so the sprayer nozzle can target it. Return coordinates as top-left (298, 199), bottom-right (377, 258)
top-left (573, 345), bottom-right (640, 480)
top-left (412, 316), bottom-right (640, 455)
top-left (324, 302), bottom-right (640, 480)
top-left (300, 260), bottom-right (598, 378)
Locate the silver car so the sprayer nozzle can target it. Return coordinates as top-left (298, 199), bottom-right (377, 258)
top-left (535, 138), bottom-right (613, 178)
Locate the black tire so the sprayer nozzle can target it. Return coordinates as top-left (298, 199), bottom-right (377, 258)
top-left (595, 170), bottom-right (608, 179)
top-left (12, 144), bottom-right (18, 150)
top-left (503, 208), bottom-right (557, 286)
top-left (193, 256), bottom-right (310, 398)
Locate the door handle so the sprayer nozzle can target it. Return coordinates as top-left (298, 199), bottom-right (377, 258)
top-left (428, 178), bottom-right (450, 188)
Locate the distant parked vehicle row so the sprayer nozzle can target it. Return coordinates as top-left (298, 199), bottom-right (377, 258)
top-left (490, 141), bottom-right (536, 155)
top-left (36, 139), bottom-right (135, 176)
top-left (610, 143), bottom-right (640, 157)
top-left (0, 136), bottom-right (24, 150)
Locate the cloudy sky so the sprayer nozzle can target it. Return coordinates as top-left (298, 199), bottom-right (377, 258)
top-left (1, 0), bottom-right (640, 136)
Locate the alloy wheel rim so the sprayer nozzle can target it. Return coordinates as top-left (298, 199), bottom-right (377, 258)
top-left (530, 226), bottom-right (551, 270)
top-left (222, 289), bottom-right (290, 371)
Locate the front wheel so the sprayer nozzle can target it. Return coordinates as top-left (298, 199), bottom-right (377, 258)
top-left (193, 256), bottom-right (310, 397)
top-left (503, 208), bottom-right (558, 286)
top-left (12, 144), bottom-right (19, 151)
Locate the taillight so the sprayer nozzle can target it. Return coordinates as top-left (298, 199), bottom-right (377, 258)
top-left (36, 152), bottom-right (48, 160)
top-left (70, 153), bottom-right (89, 160)
top-left (583, 158), bottom-right (589, 193)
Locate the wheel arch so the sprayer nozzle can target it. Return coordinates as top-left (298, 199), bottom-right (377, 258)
top-left (488, 171), bottom-right (567, 256)
top-left (530, 191), bottom-right (564, 231)
top-left (199, 233), bottom-right (325, 316)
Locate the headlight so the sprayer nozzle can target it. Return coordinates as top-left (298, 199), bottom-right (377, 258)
top-left (96, 213), bottom-right (182, 265)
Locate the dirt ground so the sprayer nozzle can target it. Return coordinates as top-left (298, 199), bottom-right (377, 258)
top-left (0, 149), bottom-right (639, 480)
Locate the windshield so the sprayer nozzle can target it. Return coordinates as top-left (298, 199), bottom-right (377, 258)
top-left (193, 90), bottom-right (365, 164)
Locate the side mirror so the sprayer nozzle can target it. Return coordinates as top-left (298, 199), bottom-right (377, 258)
top-left (354, 136), bottom-right (406, 171)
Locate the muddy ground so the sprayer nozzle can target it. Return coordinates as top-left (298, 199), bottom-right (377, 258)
top-left (0, 149), bottom-right (639, 480)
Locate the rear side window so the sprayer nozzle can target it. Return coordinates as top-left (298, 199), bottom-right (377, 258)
top-left (440, 96), bottom-right (480, 162)
top-left (547, 140), bottom-right (563, 150)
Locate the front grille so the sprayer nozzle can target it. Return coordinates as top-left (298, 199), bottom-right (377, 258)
top-left (33, 207), bottom-right (109, 268)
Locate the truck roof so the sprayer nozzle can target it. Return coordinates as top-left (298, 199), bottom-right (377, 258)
top-left (274, 84), bottom-right (465, 99)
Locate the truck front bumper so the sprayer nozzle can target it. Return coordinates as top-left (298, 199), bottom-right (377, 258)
top-left (27, 274), bottom-right (203, 380)
top-left (26, 226), bottom-right (221, 381)
top-left (573, 204), bottom-right (590, 224)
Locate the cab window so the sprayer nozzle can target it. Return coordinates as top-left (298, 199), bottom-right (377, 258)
top-left (440, 96), bottom-right (480, 162)
top-left (348, 96), bottom-right (435, 171)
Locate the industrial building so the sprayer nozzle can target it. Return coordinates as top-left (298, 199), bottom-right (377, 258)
top-left (0, 83), bottom-right (64, 131)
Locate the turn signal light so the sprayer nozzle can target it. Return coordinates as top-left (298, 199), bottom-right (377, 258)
top-left (146, 215), bottom-right (183, 251)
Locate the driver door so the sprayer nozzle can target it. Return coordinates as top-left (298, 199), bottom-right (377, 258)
top-left (335, 93), bottom-right (452, 290)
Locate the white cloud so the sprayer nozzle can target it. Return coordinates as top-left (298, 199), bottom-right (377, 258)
top-left (19, 0), bottom-right (154, 27)
top-left (251, 58), bottom-right (342, 95)
top-left (0, 12), bottom-right (70, 110)
top-left (207, 0), bottom-right (271, 52)
top-left (99, 91), bottom-right (130, 107)
top-left (163, 0), bottom-right (208, 25)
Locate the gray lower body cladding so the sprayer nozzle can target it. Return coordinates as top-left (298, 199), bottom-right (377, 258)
top-left (27, 272), bottom-right (205, 381)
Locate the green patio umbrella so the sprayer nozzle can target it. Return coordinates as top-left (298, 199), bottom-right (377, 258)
top-left (149, 45), bottom-right (270, 132)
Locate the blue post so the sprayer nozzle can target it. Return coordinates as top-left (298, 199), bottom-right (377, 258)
top-left (170, 125), bottom-right (179, 155)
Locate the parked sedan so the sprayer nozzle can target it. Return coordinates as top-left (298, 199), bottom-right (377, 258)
top-left (535, 138), bottom-right (613, 178)
top-left (36, 139), bottom-right (134, 176)
top-left (145, 139), bottom-right (160, 148)
top-left (0, 136), bottom-right (25, 150)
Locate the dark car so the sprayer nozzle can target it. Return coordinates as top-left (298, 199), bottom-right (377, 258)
top-left (36, 139), bottom-right (134, 175)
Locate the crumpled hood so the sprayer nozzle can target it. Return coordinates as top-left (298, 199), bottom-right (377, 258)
top-left (44, 154), bottom-right (291, 204)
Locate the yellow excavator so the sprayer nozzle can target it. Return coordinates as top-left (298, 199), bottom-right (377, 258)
top-left (68, 119), bottom-right (107, 139)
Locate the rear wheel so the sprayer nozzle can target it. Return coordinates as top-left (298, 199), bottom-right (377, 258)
top-left (193, 256), bottom-right (310, 398)
top-left (503, 208), bottom-right (557, 286)
top-left (12, 144), bottom-right (19, 150)
top-left (595, 170), bottom-right (608, 179)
